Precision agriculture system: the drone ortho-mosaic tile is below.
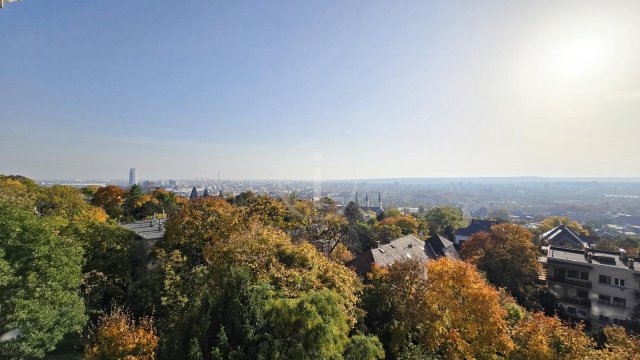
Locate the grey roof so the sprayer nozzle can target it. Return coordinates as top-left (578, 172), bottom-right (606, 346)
top-left (360, 206), bottom-right (384, 215)
top-left (121, 218), bottom-right (166, 240)
top-left (426, 234), bottom-right (460, 259)
top-left (454, 219), bottom-right (497, 237)
top-left (371, 235), bottom-right (428, 267)
top-left (540, 225), bottom-right (591, 248)
top-left (348, 235), bottom-right (430, 276)
top-left (547, 246), bottom-right (640, 271)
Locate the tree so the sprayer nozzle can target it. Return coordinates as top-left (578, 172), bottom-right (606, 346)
top-left (162, 197), bottom-right (242, 267)
top-left (461, 224), bottom-right (541, 308)
top-left (374, 224), bottom-right (403, 244)
top-left (91, 185), bottom-right (126, 219)
top-left (420, 258), bottom-right (514, 359)
top-left (538, 216), bottom-right (588, 236)
top-left (509, 312), bottom-right (594, 360)
top-left (344, 201), bottom-right (363, 224)
top-left (85, 308), bottom-right (158, 360)
top-left (424, 206), bottom-right (466, 239)
top-left (378, 216), bottom-right (420, 236)
top-left (0, 202), bottom-right (86, 359)
top-left (596, 325), bottom-right (640, 360)
top-left (259, 289), bottom-right (351, 359)
top-left (124, 184), bottom-right (144, 218)
top-left (343, 335), bottom-right (385, 360)
top-left (364, 258), bottom-right (514, 359)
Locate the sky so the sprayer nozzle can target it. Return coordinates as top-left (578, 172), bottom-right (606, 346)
top-left (1, 0), bottom-right (639, 180)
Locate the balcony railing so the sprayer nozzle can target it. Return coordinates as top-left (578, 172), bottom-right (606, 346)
top-left (547, 275), bottom-right (592, 289)
top-left (557, 296), bottom-right (591, 308)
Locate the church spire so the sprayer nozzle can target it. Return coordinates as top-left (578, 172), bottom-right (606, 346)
top-left (378, 192), bottom-right (382, 207)
top-left (365, 193), bottom-right (369, 207)
top-left (189, 186), bottom-right (198, 201)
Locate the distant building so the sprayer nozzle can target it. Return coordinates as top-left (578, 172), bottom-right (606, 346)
top-left (355, 192), bottom-right (384, 216)
top-left (347, 234), bottom-right (459, 277)
top-left (453, 219), bottom-right (498, 247)
top-left (129, 168), bottom-right (138, 186)
top-left (540, 228), bottom-right (640, 327)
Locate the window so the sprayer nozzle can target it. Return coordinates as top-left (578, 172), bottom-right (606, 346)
top-left (613, 297), bottom-right (626, 308)
top-left (599, 275), bottom-right (611, 285)
top-left (577, 309), bottom-right (588, 317)
top-left (613, 318), bottom-right (625, 326)
top-left (599, 315), bottom-right (610, 323)
top-left (599, 294), bottom-right (611, 304)
top-left (577, 290), bottom-right (588, 299)
top-left (614, 278), bottom-right (625, 287)
top-left (567, 306), bottom-right (577, 314)
top-left (580, 271), bottom-right (589, 280)
top-left (567, 270), bottom-right (589, 280)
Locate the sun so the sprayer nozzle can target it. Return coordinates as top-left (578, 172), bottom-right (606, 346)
top-left (551, 37), bottom-right (604, 77)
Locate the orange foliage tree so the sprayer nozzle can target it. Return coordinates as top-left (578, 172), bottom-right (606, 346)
top-left (85, 308), bottom-right (158, 360)
top-left (461, 224), bottom-right (541, 307)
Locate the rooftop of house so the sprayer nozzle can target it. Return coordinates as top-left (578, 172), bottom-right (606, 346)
top-left (425, 234), bottom-right (459, 260)
top-left (540, 225), bottom-right (595, 247)
top-left (454, 219), bottom-right (498, 237)
top-left (546, 245), bottom-right (640, 271)
top-left (121, 218), bottom-right (166, 240)
top-left (347, 235), bottom-right (428, 276)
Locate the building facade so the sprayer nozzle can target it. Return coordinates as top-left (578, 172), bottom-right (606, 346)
top-left (541, 227), bottom-right (640, 327)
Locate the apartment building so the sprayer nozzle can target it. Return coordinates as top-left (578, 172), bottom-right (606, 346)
top-left (540, 226), bottom-right (640, 327)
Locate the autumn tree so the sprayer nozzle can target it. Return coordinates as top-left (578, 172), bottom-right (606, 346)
top-left (461, 224), bottom-right (541, 308)
top-left (509, 312), bottom-right (594, 360)
top-left (0, 202), bottom-right (86, 359)
top-left (85, 308), bottom-right (158, 360)
top-left (364, 258), bottom-right (514, 359)
top-left (378, 215), bottom-right (420, 236)
top-left (91, 185), bottom-right (127, 219)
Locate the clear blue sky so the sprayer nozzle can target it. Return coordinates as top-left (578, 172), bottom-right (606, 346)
top-left (1, 0), bottom-right (639, 180)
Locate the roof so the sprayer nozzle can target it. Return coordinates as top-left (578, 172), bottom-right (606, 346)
top-left (121, 218), bottom-right (166, 240)
top-left (547, 246), bottom-right (640, 271)
top-left (360, 206), bottom-right (384, 215)
top-left (540, 225), bottom-right (592, 248)
top-left (454, 219), bottom-right (497, 237)
top-left (347, 235), bottom-right (428, 276)
top-left (426, 234), bottom-right (460, 260)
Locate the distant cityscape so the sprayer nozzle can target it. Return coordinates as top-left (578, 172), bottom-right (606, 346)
top-left (36, 168), bottom-right (640, 239)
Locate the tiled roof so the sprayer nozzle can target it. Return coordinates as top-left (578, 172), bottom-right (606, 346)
top-left (540, 225), bottom-right (590, 248)
top-left (348, 235), bottom-right (428, 276)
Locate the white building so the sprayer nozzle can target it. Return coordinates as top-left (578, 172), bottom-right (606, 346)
top-left (540, 226), bottom-right (640, 327)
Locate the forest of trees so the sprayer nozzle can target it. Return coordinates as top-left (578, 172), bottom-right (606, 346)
top-left (2, 174), bottom-right (640, 359)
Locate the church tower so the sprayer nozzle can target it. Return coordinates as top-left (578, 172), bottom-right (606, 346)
top-left (378, 192), bottom-right (382, 207)
top-left (365, 193), bottom-right (369, 207)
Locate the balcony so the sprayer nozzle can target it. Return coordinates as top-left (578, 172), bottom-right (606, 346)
top-left (547, 275), bottom-right (592, 289)
top-left (557, 296), bottom-right (591, 308)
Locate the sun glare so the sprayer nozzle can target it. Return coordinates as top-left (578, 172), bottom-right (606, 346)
top-left (551, 37), bottom-right (605, 77)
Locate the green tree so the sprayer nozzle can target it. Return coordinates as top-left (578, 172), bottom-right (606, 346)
top-left (258, 289), bottom-right (351, 359)
top-left (424, 206), bottom-right (466, 239)
top-left (0, 202), bottom-right (86, 359)
top-left (344, 201), bottom-right (363, 224)
top-left (343, 335), bottom-right (385, 360)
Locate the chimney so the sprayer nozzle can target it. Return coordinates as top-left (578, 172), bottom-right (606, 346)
top-left (629, 259), bottom-right (634, 269)
top-left (620, 248), bottom-right (628, 261)
top-left (374, 241), bottom-right (380, 249)
top-left (586, 252), bottom-right (593, 263)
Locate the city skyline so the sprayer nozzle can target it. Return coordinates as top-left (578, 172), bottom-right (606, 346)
top-left (2, 1), bottom-right (640, 180)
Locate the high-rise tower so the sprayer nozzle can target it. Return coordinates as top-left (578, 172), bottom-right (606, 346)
top-left (129, 168), bottom-right (138, 186)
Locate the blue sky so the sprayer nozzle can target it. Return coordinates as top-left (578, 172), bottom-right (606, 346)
top-left (1, 0), bottom-right (639, 180)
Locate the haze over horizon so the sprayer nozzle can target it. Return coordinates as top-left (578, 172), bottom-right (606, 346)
top-left (2, 0), bottom-right (640, 180)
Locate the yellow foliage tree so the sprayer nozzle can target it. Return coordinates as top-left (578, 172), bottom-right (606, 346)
top-left (509, 312), bottom-right (594, 360)
top-left (203, 222), bottom-right (362, 325)
top-left (85, 308), bottom-right (158, 360)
